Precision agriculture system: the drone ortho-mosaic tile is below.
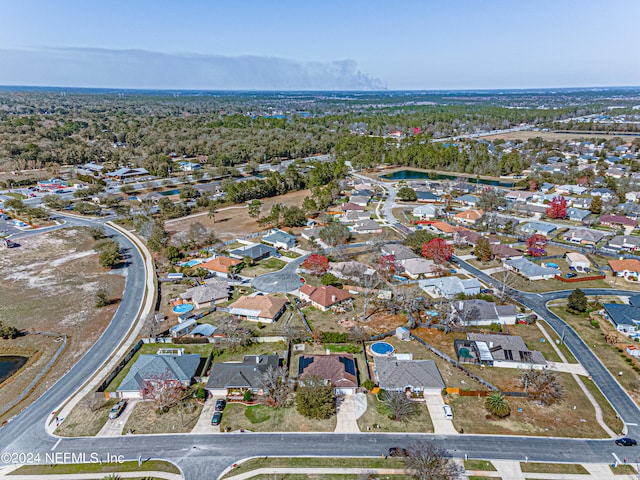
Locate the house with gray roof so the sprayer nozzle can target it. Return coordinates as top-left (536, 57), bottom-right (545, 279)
top-left (607, 235), bottom-right (640, 252)
top-left (381, 244), bottom-right (418, 261)
top-left (181, 279), bottom-right (230, 308)
top-left (351, 219), bottom-right (382, 234)
top-left (452, 299), bottom-right (517, 326)
top-left (460, 333), bottom-right (547, 369)
top-left (519, 221), bottom-right (557, 237)
top-left (262, 230), bottom-right (296, 250)
top-left (205, 355), bottom-right (280, 396)
top-left (566, 207), bottom-right (591, 223)
top-left (456, 194), bottom-right (480, 206)
top-left (350, 195), bottom-right (371, 207)
top-left (504, 258), bottom-right (560, 281)
top-left (229, 243), bottom-right (278, 261)
top-left (374, 357), bottom-right (445, 395)
top-left (602, 304), bottom-right (640, 334)
top-left (117, 351), bottom-right (200, 399)
top-left (562, 228), bottom-right (606, 246)
top-left (418, 276), bottom-right (481, 299)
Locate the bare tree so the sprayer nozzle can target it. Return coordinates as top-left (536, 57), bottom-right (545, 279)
top-left (259, 366), bottom-right (290, 407)
top-left (404, 441), bottom-right (464, 480)
top-left (84, 394), bottom-right (106, 412)
top-left (520, 369), bottom-right (563, 406)
top-left (380, 391), bottom-right (418, 421)
top-left (220, 324), bottom-right (254, 353)
top-left (141, 369), bottom-right (185, 411)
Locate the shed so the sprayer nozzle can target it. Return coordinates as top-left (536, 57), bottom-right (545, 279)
top-left (396, 326), bottom-right (410, 341)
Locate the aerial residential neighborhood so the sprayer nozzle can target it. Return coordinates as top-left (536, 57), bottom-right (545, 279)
top-left (1, 4), bottom-right (640, 478)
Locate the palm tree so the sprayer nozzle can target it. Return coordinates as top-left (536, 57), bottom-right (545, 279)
top-left (207, 204), bottom-right (218, 223)
top-left (485, 392), bottom-right (510, 418)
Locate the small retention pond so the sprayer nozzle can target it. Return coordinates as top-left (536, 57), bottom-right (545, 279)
top-left (0, 356), bottom-right (28, 384)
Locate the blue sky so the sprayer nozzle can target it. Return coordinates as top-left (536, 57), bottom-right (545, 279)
top-left (0, 0), bottom-right (638, 90)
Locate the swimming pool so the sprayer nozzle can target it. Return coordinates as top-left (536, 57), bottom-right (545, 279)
top-left (172, 304), bottom-right (194, 314)
top-left (370, 342), bottom-right (395, 357)
top-left (182, 259), bottom-right (202, 267)
top-left (545, 262), bottom-right (559, 269)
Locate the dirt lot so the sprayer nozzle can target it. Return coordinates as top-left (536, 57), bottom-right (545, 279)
top-left (481, 130), bottom-right (638, 142)
top-left (219, 402), bottom-right (336, 432)
top-left (448, 371), bottom-right (609, 438)
top-left (123, 399), bottom-right (203, 434)
top-left (164, 189), bottom-right (311, 241)
top-left (356, 394), bottom-right (433, 433)
top-left (0, 228), bottom-right (125, 423)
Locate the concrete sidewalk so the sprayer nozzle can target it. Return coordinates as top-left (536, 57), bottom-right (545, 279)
top-left (224, 467), bottom-right (408, 480)
top-left (0, 466), bottom-right (182, 480)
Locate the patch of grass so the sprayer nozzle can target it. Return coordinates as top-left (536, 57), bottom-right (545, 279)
top-left (610, 464), bottom-right (637, 475)
top-left (220, 457), bottom-right (407, 479)
top-left (492, 272), bottom-right (610, 293)
top-left (449, 372), bottom-right (608, 438)
top-left (325, 343), bottom-right (361, 353)
top-left (510, 322), bottom-right (562, 363)
top-left (464, 460), bottom-right (497, 471)
top-left (220, 402), bottom-right (337, 432)
top-left (356, 394), bottom-right (433, 433)
top-left (469, 477), bottom-right (500, 480)
top-left (122, 399), bottom-right (202, 434)
top-left (241, 258), bottom-right (287, 277)
top-left (519, 462), bottom-right (588, 474)
top-left (245, 405), bottom-right (271, 424)
top-left (582, 376), bottom-right (625, 434)
top-left (55, 395), bottom-right (116, 437)
top-left (538, 320), bottom-right (578, 363)
top-left (250, 476), bottom-right (412, 480)
top-left (281, 250), bottom-right (301, 259)
top-left (10, 460), bottom-right (180, 475)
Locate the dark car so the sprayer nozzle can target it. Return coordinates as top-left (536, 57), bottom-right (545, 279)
top-left (480, 288), bottom-right (494, 294)
top-left (211, 412), bottom-right (222, 426)
top-left (615, 437), bottom-right (637, 447)
top-left (564, 273), bottom-right (578, 279)
top-left (388, 448), bottom-right (410, 457)
top-left (215, 399), bottom-right (226, 412)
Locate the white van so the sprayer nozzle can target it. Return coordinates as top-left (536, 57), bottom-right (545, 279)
top-left (443, 405), bottom-right (453, 420)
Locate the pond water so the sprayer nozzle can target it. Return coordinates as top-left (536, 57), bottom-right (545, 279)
top-left (0, 356), bottom-right (27, 384)
top-left (381, 170), bottom-right (515, 188)
top-left (159, 189), bottom-right (180, 196)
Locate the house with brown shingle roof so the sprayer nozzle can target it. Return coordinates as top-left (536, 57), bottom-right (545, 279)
top-left (299, 285), bottom-right (352, 312)
top-left (298, 354), bottom-right (358, 394)
top-left (453, 209), bottom-right (484, 225)
top-left (430, 221), bottom-right (456, 235)
top-left (199, 256), bottom-right (242, 278)
top-left (228, 295), bottom-right (288, 323)
top-left (341, 202), bottom-right (366, 212)
top-left (609, 259), bottom-right (640, 279)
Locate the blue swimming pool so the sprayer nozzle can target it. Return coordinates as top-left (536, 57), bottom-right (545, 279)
top-left (425, 310), bottom-right (439, 317)
top-left (172, 304), bottom-right (194, 314)
top-left (182, 259), bottom-right (201, 267)
top-left (370, 342), bottom-right (395, 357)
top-left (546, 262), bottom-right (559, 269)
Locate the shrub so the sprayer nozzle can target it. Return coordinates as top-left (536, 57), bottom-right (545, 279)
top-left (322, 331), bottom-right (348, 343)
top-left (196, 388), bottom-right (206, 400)
top-left (590, 319), bottom-right (600, 328)
top-left (243, 390), bottom-right (253, 402)
top-left (486, 323), bottom-right (502, 333)
top-left (362, 379), bottom-right (375, 391)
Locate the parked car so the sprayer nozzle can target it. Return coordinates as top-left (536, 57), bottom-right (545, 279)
top-left (443, 405), bottom-right (453, 420)
top-left (564, 273), bottom-right (578, 279)
top-left (109, 399), bottom-right (127, 420)
top-left (480, 288), bottom-right (494, 294)
top-left (516, 313), bottom-right (527, 320)
top-left (388, 448), bottom-right (410, 457)
top-left (215, 399), bottom-right (226, 412)
top-left (211, 412), bottom-right (223, 426)
top-left (615, 437), bottom-right (637, 447)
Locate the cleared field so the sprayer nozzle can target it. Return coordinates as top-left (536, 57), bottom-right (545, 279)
top-left (0, 228), bottom-right (125, 423)
top-left (219, 402), bottom-right (337, 432)
top-left (164, 189), bottom-right (311, 241)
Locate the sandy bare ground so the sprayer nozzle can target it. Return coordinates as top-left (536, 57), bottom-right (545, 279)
top-left (0, 227), bottom-right (125, 423)
top-left (165, 189), bottom-right (311, 241)
top-left (480, 130), bottom-right (638, 142)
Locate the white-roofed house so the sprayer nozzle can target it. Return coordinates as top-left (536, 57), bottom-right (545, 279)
top-left (565, 252), bottom-right (590, 272)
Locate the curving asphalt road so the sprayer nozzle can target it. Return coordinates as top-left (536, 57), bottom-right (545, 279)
top-left (250, 255), bottom-right (309, 293)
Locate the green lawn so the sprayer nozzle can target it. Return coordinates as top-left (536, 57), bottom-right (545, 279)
top-left (581, 376), bottom-right (625, 434)
top-left (220, 457), bottom-right (407, 479)
top-left (241, 257), bottom-right (287, 277)
top-left (519, 462), bottom-right (588, 474)
top-left (610, 464), bottom-right (637, 475)
top-left (356, 394), bottom-right (433, 433)
top-left (464, 459), bottom-right (497, 471)
top-left (219, 402), bottom-right (337, 432)
top-left (10, 460), bottom-right (180, 476)
top-left (281, 250), bottom-right (301, 259)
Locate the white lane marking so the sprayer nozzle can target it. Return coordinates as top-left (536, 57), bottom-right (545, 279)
top-left (51, 439), bottom-right (61, 451)
top-left (612, 452), bottom-right (621, 464)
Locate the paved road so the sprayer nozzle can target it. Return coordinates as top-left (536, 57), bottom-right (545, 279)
top-left (250, 255), bottom-right (308, 293)
top-left (454, 255), bottom-right (640, 437)
top-left (0, 213), bottom-right (147, 456)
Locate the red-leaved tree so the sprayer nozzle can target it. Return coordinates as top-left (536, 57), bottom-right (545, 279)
top-left (421, 238), bottom-right (453, 264)
top-left (546, 196), bottom-right (568, 219)
top-left (141, 369), bottom-right (185, 411)
top-left (302, 254), bottom-right (329, 275)
top-left (526, 234), bottom-right (547, 257)
top-left (379, 254), bottom-right (397, 279)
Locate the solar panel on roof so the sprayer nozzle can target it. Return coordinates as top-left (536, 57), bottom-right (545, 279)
top-left (339, 356), bottom-right (356, 376)
top-left (298, 356), bottom-right (314, 375)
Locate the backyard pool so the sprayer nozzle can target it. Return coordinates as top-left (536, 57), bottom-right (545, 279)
top-left (370, 341), bottom-right (396, 357)
top-left (182, 259), bottom-right (202, 267)
top-left (545, 262), bottom-right (559, 269)
top-left (172, 304), bottom-right (194, 314)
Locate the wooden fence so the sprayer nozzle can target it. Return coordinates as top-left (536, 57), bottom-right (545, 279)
top-left (554, 274), bottom-right (606, 283)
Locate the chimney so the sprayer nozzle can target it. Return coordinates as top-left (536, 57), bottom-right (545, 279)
top-left (332, 295), bottom-right (337, 303)
top-left (489, 342), bottom-right (493, 348)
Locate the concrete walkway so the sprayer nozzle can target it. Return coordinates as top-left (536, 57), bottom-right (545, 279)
top-left (334, 395), bottom-right (360, 433)
top-left (354, 392), bottom-right (367, 420)
top-left (0, 466), bottom-right (182, 480)
top-left (483, 266), bottom-right (506, 275)
top-left (423, 393), bottom-right (458, 435)
top-left (546, 361), bottom-right (589, 376)
top-left (536, 322), bottom-right (618, 438)
top-left (96, 399), bottom-right (139, 436)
